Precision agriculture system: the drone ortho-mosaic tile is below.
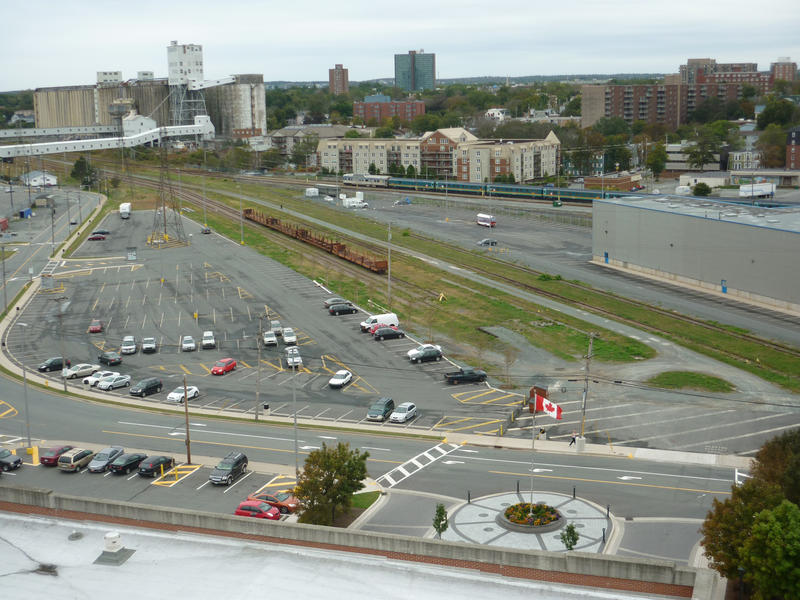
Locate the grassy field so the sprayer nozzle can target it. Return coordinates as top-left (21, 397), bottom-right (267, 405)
top-left (646, 371), bottom-right (735, 393)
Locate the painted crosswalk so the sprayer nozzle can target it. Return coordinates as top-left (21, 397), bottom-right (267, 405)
top-left (375, 442), bottom-right (461, 488)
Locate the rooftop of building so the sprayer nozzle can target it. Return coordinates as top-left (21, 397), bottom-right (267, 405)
top-left (597, 194), bottom-right (800, 234)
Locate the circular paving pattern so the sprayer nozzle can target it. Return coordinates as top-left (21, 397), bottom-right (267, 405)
top-left (440, 491), bottom-right (612, 553)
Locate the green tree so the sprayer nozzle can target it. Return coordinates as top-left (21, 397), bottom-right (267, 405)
top-left (757, 97), bottom-right (796, 129)
top-left (686, 127), bottom-right (718, 170)
top-left (692, 182), bottom-right (712, 196)
top-left (374, 125), bottom-right (394, 138)
top-left (368, 163), bottom-right (377, 175)
top-left (410, 113), bottom-right (442, 135)
top-left (260, 148), bottom-right (284, 170)
top-left (290, 134), bottom-right (319, 168)
top-left (757, 123), bottom-right (789, 168)
top-left (560, 523), bottom-right (579, 550)
top-left (561, 95), bottom-right (581, 117)
top-left (738, 500), bottom-right (800, 600)
top-left (406, 165), bottom-right (416, 178)
top-left (751, 429), bottom-right (800, 505)
top-left (432, 503), bottom-right (449, 539)
top-left (646, 143), bottom-right (668, 180)
top-left (593, 116), bottom-right (630, 137)
top-left (294, 442), bottom-right (369, 526)
top-left (70, 156), bottom-right (98, 188)
top-left (344, 129), bottom-right (363, 138)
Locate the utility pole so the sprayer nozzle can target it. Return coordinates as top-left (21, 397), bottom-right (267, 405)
top-left (255, 315), bottom-right (263, 421)
top-left (581, 333), bottom-right (596, 437)
top-left (183, 374), bottom-right (192, 464)
top-left (55, 296), bottom-right (69, 392)
top-left (387, 222), bottom-right (392, 309)
top-left (1, 244), bottom-right (6, 315)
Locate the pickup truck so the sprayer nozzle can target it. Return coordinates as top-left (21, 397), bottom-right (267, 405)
top-left (444, 367), bottom-right (487, 385)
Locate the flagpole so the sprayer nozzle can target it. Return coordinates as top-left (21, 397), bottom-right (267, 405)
top-left (530, 407), bottom-right (536, 512)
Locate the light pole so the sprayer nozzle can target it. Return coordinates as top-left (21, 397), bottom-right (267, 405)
top-left (387, 222), bottom-right (392, 309)
top-left (54, 296), bottom-right (69, 392)
top-left (255, 315), bottom-right (263, 421)
top-left (292, 365), bottom-right (299, 478)
top-left (17, 322), bottom-right (32, 447)
top-left (182, 375), bottom-right (192, 464)
top-left (238, 183), bottom-right (244, 245)
top-left (1, 244), bottom-right (7, 314)
top-left (581, 333), bottom-right (596, 437)
top-left (50, 205), bottom-right (56, 256)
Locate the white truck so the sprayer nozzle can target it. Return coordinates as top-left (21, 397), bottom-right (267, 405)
top-left (304, 187), bottom-right (319, 197)
top-left (119, 202), bottom-right (131, 219)
top-left (739, 183), bottom-right (776, 198)
top-left (342, 197), bottom-right (369, 208)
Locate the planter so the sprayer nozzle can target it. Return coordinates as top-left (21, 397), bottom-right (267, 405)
top-left (496, 502), bottom-right (565, 534)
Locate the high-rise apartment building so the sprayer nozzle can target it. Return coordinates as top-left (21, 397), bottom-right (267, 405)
top-left (329, 64), bottom-right (349, 95)
top-left (394, 50), bottom-right (436, 91)
top-left (788, 127), bottom-right (800, 170)
top-left (771, 57), bottom-right (798, 83)
top-left (353, 94), bottom-right (425, 124)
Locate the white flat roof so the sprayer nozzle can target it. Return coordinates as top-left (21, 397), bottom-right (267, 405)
top-left (597, 195), bottom-right (800, 234)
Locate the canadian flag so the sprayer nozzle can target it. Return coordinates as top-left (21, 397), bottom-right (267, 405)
top-left (535, 396), bottom-right (563, 420)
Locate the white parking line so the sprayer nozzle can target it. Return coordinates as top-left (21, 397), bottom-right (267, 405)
top-left (196, 480), bottom-right (211, 490)
top-left (223, 470), bottom-right (253, 493)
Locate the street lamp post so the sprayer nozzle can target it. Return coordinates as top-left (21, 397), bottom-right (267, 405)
top-left (255, 315), bottom-right (263, 421)
top-left (1, 244), bottom-right (7, 314)
top-left (292, 365), bottom-right (299, 479)
top-left (387, 222), bottom-right (392, 309)
top-left (17, 322), bottom-right (32, 448)
top-left (238, 183), bottom-right (244, 245)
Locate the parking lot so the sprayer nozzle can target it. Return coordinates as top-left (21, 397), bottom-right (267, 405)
top-left (6, 210), bottom-right (517, 436)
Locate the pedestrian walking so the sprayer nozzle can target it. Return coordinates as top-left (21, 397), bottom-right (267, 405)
top-left (569, 431), bottom-right (577, 447)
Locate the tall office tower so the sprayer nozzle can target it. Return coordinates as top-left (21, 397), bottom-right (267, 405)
top-left (394, 50), bottom-right (436, 91)
top-left (329, 64), bottom-right (349, 95)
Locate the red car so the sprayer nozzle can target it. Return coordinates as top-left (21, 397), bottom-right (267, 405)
top-left (89, 319), bottom-right (104, 333)
top-left (369, 323), bottom-right (398, 336)
top-left (40, 445), bottom-right (74, 466)
top-left (234, 501), bottom-right (281, 520)
top-left (247, 490), bottom-right (299, 514)
top-left (88, 234), bottom-right (106, 241)
top-left (211, 358), bottom-right (236, 375)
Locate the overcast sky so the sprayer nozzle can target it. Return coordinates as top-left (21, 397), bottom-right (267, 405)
top-left (2, 0), bottom-right (799, 90)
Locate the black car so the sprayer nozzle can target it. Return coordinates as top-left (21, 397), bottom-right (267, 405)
top-left (98, 351), bottom-right (122, 366)
top-left (0, 448), bottom-right (23, 471)
top-left (208, 451), bottom-right (248, 485)
top-left (200, 227), bottom-right (212, 234)
top-left (38, 357), bottom-right (71, 372)
top-left (329, 303), bottom-right (357, 316)
top-left (109, 452), bottom-right (147, 474)
top-left (92, 229), bottom-right (110, 236)
top-left (477, 238), bottom-right (498, 246)
top-left (323, 297), bottom-right (350, 308)
top-left (138, 455), bottom-right (175, 477)
top-left (130, 377), bottom-right (162, 397)
top-left (87, 446), bottom-right (125, 473)
top-left (373, 327), bottom-right (405, 341)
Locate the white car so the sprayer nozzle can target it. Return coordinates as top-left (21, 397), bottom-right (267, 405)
top-left (64, 363), bottom-right (100, 379)
top-left (282, 327), bottom-right (297, 345)
top-left (328, 370), bottom-right (353, 388)
top-left (120, 336), bottom-right (137, 355)
top-left (181, 336), bottom-right (196, 352)
top-left (270, 320), bottom-right (282, 336)
top-left (262, 331), bottom-right (278, 346)
top-left (285, 346), bottom-right (302, 369)
top-left (142, 337), bottom-right (157, 353)
top-left (96, 374), bottom-right (132, 390)
top-left (201, 331), bottom-right (216, 349)
top-left (83, 370), bottom-right (119, 386)
top-left (166, 385), bottom-right (200, 403)
top-left (390, 402), bottom-right (417, 423)
top-left (406, 344), bottom-right (442, 363)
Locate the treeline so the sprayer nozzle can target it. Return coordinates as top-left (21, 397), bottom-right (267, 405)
top-left (0, 90), bottom-right (34, 127)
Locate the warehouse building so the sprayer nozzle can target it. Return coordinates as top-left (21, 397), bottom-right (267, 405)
top-left (592, 196), bottom-right (800, 314)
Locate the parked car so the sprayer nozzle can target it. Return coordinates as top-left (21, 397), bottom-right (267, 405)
top-left (323, 297), bottom-right (351, 309)
top-left (58, 448), bottom-right (96, 472)
top-left (98, 351), bottom-right (122, 366)
top-left (83, 370), bottom-right (118, 386)
top-left (109, 452), bottom-right (147, 474)
top-left (407, 344), bottom-right (443, 363)
top-left (209, 451), bottom-right (248, 485)
top-left (366, 397), bottom-right (395, 422)
top-left (166, 385), bottom-right (199, 403)
top-left (262, 331), bottom-right (278, 346)
top-left (201, 331), bottom-right (216, 349)
top-left (96, 374), bottom-right (131, 390)
top-left (247, 490), bottom-right (299, 514)
top-left (270, 320), bottom-right (282, 336)
top-left (282, 327), bottom-right (297, 345)
top-left (39, 445), bottom-right (74, 466)
top-left (369, 322), bottom-right (397, 336)
top-left (38, 357), bottom-right (70, 372)
top-left (138, 455), bottom-right (174, 477)
top-left (477, 238), bottom-right (498, 246)
top-left (64, 363), bottom-right (100, 379)
top-left (181, 335), bottom-right (196, 352)
top-left (329, 303), bottom-right (357, 316)
top-left (87, 446), bottom-right (124, 473)
top-left (92, 229), bottom-right (110, 236)
top-left (234, 501), bottom-right (280, 520)
top-left (120, 336), bottom-right (138, 355)
top-left (200, 227), bottom-right (212, 234)
top-left (87, 234), bottom-right (106, 241)
top-left (390, 402), bottom-right (417, 423)
top-left (141, 337), bottom-right (158, 353)
top-left (373, 327), bottom-right (405, 341)
top-left (444, 367), bottom-right (487, 385)
top-left (211, 358), bottom-right (236, 375)
top-left (285, 346), bottom-right (302, 369)
top-left (0, 448), bottom-right (22, 471)
top-left (328, 369), bottom-right (353, 388)
top-left (130, 377), bottom-right (163, 397)
top-left (88, 319), bottom-right (104, 333)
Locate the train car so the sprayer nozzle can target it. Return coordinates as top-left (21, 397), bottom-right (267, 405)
top-left (343, 174), bottom-right (390, 187)
top-left (435, 180), bottom-right (486, 196)
top-left (387, 177), bottom-right (436, 191)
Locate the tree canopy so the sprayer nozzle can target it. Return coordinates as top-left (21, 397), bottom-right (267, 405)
top-left (645, 143), bottom-right (667, 179)
top-left (294, 442), bottom-right (369, 526)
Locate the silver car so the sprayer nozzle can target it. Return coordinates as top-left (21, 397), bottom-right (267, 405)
top-left (181, 335), bottom-right (196, 352)
top-left (97, 374), bottom-right (132, 390)
top-left (87, 446), bottom-right (124, 473)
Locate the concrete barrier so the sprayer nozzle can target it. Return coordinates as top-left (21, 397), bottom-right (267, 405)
top-left (1, 482), bottom-right (709, 597)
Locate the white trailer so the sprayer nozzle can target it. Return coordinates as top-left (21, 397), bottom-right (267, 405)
top-left (119, 202), bottom-right (131, 219)
top-left (739, 183), bottom-right (776, 198)
top-left (304, 187), bottom-right (319, 197)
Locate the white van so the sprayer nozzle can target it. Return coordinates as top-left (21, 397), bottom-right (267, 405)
top-left (360, 312), bottom-right (399, 333)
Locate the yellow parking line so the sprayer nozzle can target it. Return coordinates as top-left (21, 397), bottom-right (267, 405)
top-left (240, 361), bottom-right (251, 368)
top-left (482, 393), bottom-right (518, 405)
top-left (253, 475), bottom-right (297, 495)
top-left (446, 419), bottom-right (504, 433)
top-left (179, 365), bottom-right (192, 375)
top-left (199, 364), bottom-right (212, 374)
top-left (261, 359), bottom-right (283, 372)
top-left (455, 389), bottom-right (495, 403)
top-left (433, 416), bottom-right (473, 428)
top-left (451, 390), bottom-right (476, 400)
top-left (0, 401), bottom-right (18, 419)
top-left (152, 463), bottom-right (202, 487)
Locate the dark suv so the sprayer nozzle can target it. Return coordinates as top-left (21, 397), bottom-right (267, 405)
top-left (366, 397), bottom-right (395, 422)
top-left (209, 451), bottom-right (248, 485)
top-left (329, 303), bottom-right (357, 316)
top-left (38, 357), bottom-right (71, 372)
top-left (130, 377), bottom-right (163, 397)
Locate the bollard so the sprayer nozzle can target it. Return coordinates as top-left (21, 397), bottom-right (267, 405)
top-left (467, 490), bottom-right (471, 504)
top-left (573, 486), bottom-right (576, 499)
top-left (516, 480), bottom-right (519, 494)
top-left (606, 504), bottom-right (610, 517)
top-left (602, 527), bottom-right (606, 543)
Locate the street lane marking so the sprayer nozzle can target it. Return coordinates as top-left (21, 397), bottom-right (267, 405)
top-left (223, 470), bottom-right (253, 493)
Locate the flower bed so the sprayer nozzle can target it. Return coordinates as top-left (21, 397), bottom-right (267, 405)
top-left (496, 502), bottom-right (565, 534)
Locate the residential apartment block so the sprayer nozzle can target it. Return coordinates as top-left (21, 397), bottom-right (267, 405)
top-left (353, 94), bottom-right (425, 125)
top-left (394, 50), bottom-right (436, 91)
top-left (316, 128), bottom-right (561, 183)
top-left (328, 64), bottom-right (349, 95)
top-left (771, 58), bottom-right (798, 83)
